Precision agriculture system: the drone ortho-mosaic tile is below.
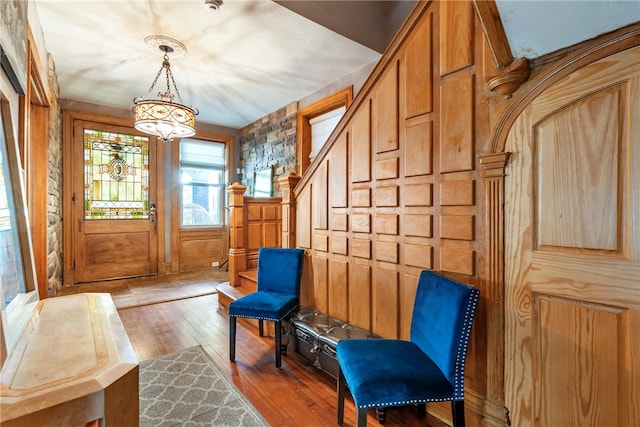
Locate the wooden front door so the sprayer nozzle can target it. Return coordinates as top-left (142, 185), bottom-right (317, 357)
top-left (504, 46), bottom-right (639, 426)
top-left (70, 119), bottom-right (158, 283)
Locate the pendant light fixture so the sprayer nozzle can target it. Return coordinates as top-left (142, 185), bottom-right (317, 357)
top-left (133, 36), bottom-right (198, 142)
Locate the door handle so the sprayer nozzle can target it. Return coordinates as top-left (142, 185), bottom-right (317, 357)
top-left (149, 203), bottom-right (156, 227)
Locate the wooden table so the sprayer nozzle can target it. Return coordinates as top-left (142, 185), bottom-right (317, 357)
top-left (0, 293), bottom-right (138, 426)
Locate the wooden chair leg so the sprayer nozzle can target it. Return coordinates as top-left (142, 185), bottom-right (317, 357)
top-left (229, 317), bottom-right (236, 362)
top-left (259, 319), bottom-right (264, 337)
top-left (417, 403), bottom-right (426, 418)
top-left (357, 407), bottom-right (368, 427)
top-left (452, 400), bottom-right (465, 427)
top-left (275, 320), bottom-right (282, 368)
top-left (337, 368), bottom-right (346, 425)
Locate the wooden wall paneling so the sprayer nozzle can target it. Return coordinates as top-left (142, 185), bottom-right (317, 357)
top-left (440, 74), bottom-right (474, 172)
top-left (376, 185), bottom-right (399, 207)
top-left (329, 133), bottom-right (348, 208)
top-left (440, 180), bottom-right (475, 205)
top-left (440, 246), bottom-right (475, 276)
top-left (374, 62), bottom-right (399, 153)
top-left (247, 223), bottom-right (262, 250)
top-left (351, 100), bottom-right (371, 183)
top-left (376, 157), bottom-right (399, 180)
top-left (376, 241), bottom-right (399, 264)
top-left (330, 236), bottom-right (348, 255)
top-left (349, 263), bottom-right (372, 330)
top-left (535, 88), bottom-right (621, 252)
top-left (309, 255), bottom-right (329, 311)
top-left (534, 296), bottom-right (623, 426)
top-left (440, 214), bottom-right (475, 240)
top-left (296, 188), bottom-right (311, 248)
top-left (404, 182), bottom-right (433, 207)
top-left (439, 0), bottom-right (474, 76)
top-left (351, 187), bottom-right (371, 207)
top-left (179, 234), bottom-right (226, 272)
top-left (314, 234), bottom-right (329, 252)
top-left (329, 260), bottom-right (349, 320)
top-left (351, 214), bottom-right (371, 234)
top-left (404, 243), bottom-right (433, 269)
top-left (404, 118), bottom-right (433, 177)
top-left (351, 239), bottom-right (372, 259)
top-left (312, 161), bottom-right (328, 230)
top-left (404, 213), bottom-right (433, 237)
top-left (375, 214), bottom-right (399, 235)
top-left (331, 212), bottom-right (348, 231)
top-left (247, 205), bottom-right (262, 221)
top-left (262, 222), bottom-right (279, 248)
top-left (373, 268), bottom-right (399, 338)
top-left (405, 10), bottom-right (433, 118)
top-left (400, 273), bottom-right (420, 340)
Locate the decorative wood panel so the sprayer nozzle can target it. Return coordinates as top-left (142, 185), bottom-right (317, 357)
top-left (376, 185), bottom-right (399, 207)
top-left (441, 74), bottom-right (474, 172)
top-left (329, 260), bottom-right (349, 320)
top-left (247, 205), bottom-right (262, 221)
top-left (376, 241), bottom-right (399, 264)
top-left (404, 244), bottom-right (433, 269)
top-left (404, 183), bottom-right (432, 206)
top-left (349, 264), bottom-right (371, 329)
top-left (312, 161), bottom-right (328, 230)
top-left (180, 236), bottom-right (225, 272)
top-left (297, 188), bottom-right (311, 248)
top-left (440, 180), bottom-right (474, 205)
top-left (313, 234), bottom-right (328, 252)
top-left (351, 239), bottom-right (372, 259)
top-left (373, 268), bottom-right (399, 338)
top-left (351, 187), bottom-right (371, 207)
top-left (404, 214), bottom-right (432, 237)
top-left (330, 236), bottom-right (348, 255)
top-left (405, 11), bottom-right (432, 118)
top-left (440, 246), bottom-right (475, 276)
top-left (440, 214), bottom-right (475, 240)
top-left (404, 119), bottom-right (433, 177)
top-left (331, 213), bottom-right (348, 231)
top-left (400, 273), bottom-right (420, 340)
top-left (439, 0), bottom-right (473, 76)
top-left (535, 88), bottom-right (621, 252)
top-left (330, 133), bottom-right (348, 208)
top-left (376, 157), bottom-right (399, 180)
top-left (351, 214), bottom-right (371, 233)
top-left (375, 214), bottom-right (399, 235)
top-left (534, 296), bottom-right (623, 427)
top-left (374, 62), bottom-right (399, 153)
top-left (311, 256), bottom-right (328, 312)
top-left (351, 101), bottom-right (371, 183)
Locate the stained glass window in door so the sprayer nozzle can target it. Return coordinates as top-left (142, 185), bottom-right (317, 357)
top-left (84, 129), bottom-right (149, 219)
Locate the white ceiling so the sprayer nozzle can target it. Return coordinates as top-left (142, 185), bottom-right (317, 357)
top-left (33, 0), bottom-right (639, 130)
top-left (33, 0), bottom-right (382, 128)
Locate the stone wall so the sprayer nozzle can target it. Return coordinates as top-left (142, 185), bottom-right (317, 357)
top-left (47, 54), bottom-right (63, 296)
top-left (239, 101), bottom-right (298, 197)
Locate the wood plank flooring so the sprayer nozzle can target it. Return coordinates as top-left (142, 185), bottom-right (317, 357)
top-left (67, 271), bottom-right (448, 427)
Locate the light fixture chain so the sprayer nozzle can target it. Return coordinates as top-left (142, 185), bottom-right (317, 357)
top-left (166, 66), bottom-right (183, 103)
top-left (144, 65), bottom-right (165, 97)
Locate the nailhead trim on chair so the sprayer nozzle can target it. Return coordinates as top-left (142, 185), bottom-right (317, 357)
top-left (356, 288), bottom-right (480, 409)
top-left (229, 306), bottom-right (299, 322)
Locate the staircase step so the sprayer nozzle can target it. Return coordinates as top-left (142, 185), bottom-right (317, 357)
top-left (238, 269), bottom-right (257, 292)
top-left (217, 282), bottom-right (253, 310)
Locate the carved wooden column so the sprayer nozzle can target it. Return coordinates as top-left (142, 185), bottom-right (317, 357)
top-left (278, 173), bottom-right (301, 248)
top-left (479, 152), bottom-right (511, 427)
top-left (227, 182), bottom-right (247, 286)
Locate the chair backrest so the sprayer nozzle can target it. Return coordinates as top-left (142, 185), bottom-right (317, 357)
top-left (256, 247), bottom-right (305, 296)
top-left (410, 270), bottom-right (480, 399)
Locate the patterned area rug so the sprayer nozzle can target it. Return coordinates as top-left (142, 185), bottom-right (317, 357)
top-left (139, 346), bottom-right (269, 426)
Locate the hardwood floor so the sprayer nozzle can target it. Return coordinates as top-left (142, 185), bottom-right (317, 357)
top-left (67, 270), bottom-right (448, 427)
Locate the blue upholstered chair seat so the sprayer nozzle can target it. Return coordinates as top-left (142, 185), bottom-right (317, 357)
top-left (336, 270), bottom-right (479, 427)
top-left (337, 339), bottom-right (453, 408)
top-left (229, 291), bottom-right (299, 320)
top-left (229, 247), bottom-right (304, 368)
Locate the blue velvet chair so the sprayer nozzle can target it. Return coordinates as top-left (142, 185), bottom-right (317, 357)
top-left (229, 247), bottom-right (304, 368)
top-left (336, 270), bottom-right (480, 426)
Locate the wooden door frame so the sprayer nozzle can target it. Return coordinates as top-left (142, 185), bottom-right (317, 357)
top-left (296, 87), bottom-right (352, 176)
top-left (62, 110), bottom-right (165, 285)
